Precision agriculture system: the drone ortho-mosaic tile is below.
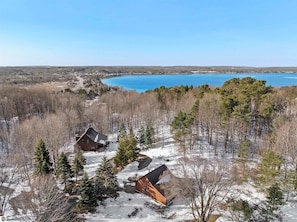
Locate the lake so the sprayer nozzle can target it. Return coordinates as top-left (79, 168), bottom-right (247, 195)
top-left (102, 73), bottom-right (297, 93)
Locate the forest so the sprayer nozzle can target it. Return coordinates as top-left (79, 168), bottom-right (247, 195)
top-left (1, 72), bottom-right (297, 221)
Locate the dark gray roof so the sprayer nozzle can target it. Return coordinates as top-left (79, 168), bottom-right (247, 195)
top-left (141, 164), bottom-right (177, 203)
top-left (146, 164), bottom-right (168, 185)
top-left (85, 127), bottom-right (107, 142)
top-left (75, 127), bottom-right (107, 144)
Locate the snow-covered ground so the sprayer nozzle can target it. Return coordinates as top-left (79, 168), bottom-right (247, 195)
top-left (81, 140), bottom-right (192, 222)
top-left (2, 125), bottom-right (297, 221)
top-left (78, 126), bottom-right (297, 222)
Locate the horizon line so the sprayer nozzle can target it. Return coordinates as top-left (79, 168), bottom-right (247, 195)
top-left (1, 65), bottom-right (297, 68)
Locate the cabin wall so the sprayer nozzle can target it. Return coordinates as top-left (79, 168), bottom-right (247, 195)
top-left (75, 135), bottom-right (104, 151)
top-left (135, 176), bottom-right (167, 205)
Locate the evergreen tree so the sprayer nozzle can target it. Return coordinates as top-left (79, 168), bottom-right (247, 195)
top-left (72, 150), bottom-right (86, 182)
top-left (56, 152), bottom-right (73, 187)
top-left (76, 149), bottom-right (86, 165)
top-left (118, 123), bottom-right (126, 140)
top-left (72, 157), bottom-right (83, 183)
top-left (229, 199), bottom-right (253, 221)
top-left (259, 150), bottom-right (282, 186)
top-left (261, 183), bottom-right (284, 220)
top-left (137, 126), bottom-right (146, 146)
top-left (282, 170), bottom-right (297, 201)
top-left (144, 125), bottom-right (154, 148)
top-left (138, 125), bottom-right (154, 149)
top-left (237, 139), bottom-right (251, 180)
top-left (126, 128), bottom-right (139, 161)
top-left (95, 156), bottom-right (119, 200)
top-left (220, 77), bottom-right (272, 141)
top-left (114, 136), bottom-right (129, 168)
top-left (33, 139), bottom-right (53, 175)
top-left (266, 183), bottom-right (284, 215)
top-left (114, 129), bottom-right (140, 168)
top-left (171, 111), bottom-right (193, 156)
top-left (76, 172), bottom-right (98, 213)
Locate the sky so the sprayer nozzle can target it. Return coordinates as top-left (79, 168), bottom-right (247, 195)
top-left (0, 0), bottom-right (297, 67)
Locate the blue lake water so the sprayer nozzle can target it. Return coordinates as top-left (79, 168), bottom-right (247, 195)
top-left (102, 73), bottom-right (297, 93)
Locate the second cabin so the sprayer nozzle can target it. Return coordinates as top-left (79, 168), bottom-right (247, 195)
top-left (74, 127), bottom-right (108, 152)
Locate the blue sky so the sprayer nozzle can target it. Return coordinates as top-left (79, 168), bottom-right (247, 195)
top-left (0, 0), bottom-right (296, 66)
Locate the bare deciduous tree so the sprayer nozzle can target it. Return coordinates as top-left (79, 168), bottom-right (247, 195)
top-left (0, 154), bottom-right (20, 216)
top-left (30, 175), bottom-right (76, 222)
top-left (198, 93), bottom-right (221, 154)
top-left (176, 157), bottom-right (234, 222)
top-left (272, 116), bottom-right (297, 200)
top-left (274, 117), bottom-right (297, 174)
top-left (14, 114), bottom-right (70, 172)
top-left (39, 114), bottom-right (69, 171)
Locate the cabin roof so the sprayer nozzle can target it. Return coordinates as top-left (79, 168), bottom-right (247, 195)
top-left (75, 127), bottom-right (107, 145)
top-left (137, 164), bottom-right (177, 204)
top-left (145, 164), bottom-right (169, 185)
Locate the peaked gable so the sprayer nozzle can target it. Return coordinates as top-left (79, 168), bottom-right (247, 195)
top-left (75, 127), bottom-right (107, 144)
top-left (135, 164), bottom-right (176, 205)
top-left (146, 164), bottom-right (168, 185)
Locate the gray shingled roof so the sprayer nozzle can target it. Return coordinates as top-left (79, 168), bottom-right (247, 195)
top-left (75, 127), bottom-right (107, 144)
top-left (140, 164), bottom-right (177, 204)
top-left (146, 164), bottom-right (168, 185)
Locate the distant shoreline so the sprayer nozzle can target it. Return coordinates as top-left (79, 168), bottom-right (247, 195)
top-left (1, 66), bottom-right (297, 85)
top-left (100, 71), bottom-right (297, 79)
top-left (1, 65), bottom-right (297, 75)
top-left (101, 73), bottom-right (297, 92)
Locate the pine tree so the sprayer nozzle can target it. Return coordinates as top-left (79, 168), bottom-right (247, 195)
top-left (114, 129), bottom-right (140, 168)
top-left (171, 111), bottom-right (193, 156)
top-left (259, 150), bottom-right (282, 186)
top-left (237, 139), bottom-right (251, 180)
top-left (138, 125), bottom-right (154, 149)
top-left (95, 156), bottom-right (119, 200)
top-left (137, 126), bottom-right (146, 147)
top-left (72, 150), bottom-right (85, 182)
top-left (72, 157), bottom-right (83, 183)
top-left (126, 128), bottom-right (140, 161)
top-left (56, 152), bottom-right (73, 187)
top-left (114, 136), bottom-right (129, 168)
top-left (76, 149), bottom-right (86, 165)
top-left (118, 123), bottom-right (126, 141)
top-left (261, 183), bottom-right (284, 220)
top-left (33, 139), bottom-right (53, 176)
top-left (76, 172), bottom-right (98, 213)
top-left (266, 183), bottom-right (284, 215)
top-left (144, 125), bottom-right (154, 148)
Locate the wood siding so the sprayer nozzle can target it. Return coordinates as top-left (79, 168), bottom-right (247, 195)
top-left (135, 176), bottom-right (167, 205)
top-left (74, 134), bottom-right (104, 152)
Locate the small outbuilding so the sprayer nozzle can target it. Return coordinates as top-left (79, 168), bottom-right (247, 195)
top-left (74, 127), bottom-right (108, 152)
top-left (135, 164), bottom-right (177, 205)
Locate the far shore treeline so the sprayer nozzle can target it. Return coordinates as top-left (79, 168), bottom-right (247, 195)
top-left (1, 65), bottom-right (297, 84)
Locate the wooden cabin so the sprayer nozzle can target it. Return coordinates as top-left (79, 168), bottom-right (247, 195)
top-left (74, 127), bottom-right (108, 152)
top-left (135, 164), bottom-right (176, 205)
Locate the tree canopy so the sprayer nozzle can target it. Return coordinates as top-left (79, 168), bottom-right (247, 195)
top-left (33, 139), bottom-right (53, 176)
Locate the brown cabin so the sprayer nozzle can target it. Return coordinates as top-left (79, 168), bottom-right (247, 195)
top-left (74, 127), bottom-right (108, 152)
top-left (135, 164), bottom-right (176, 205)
